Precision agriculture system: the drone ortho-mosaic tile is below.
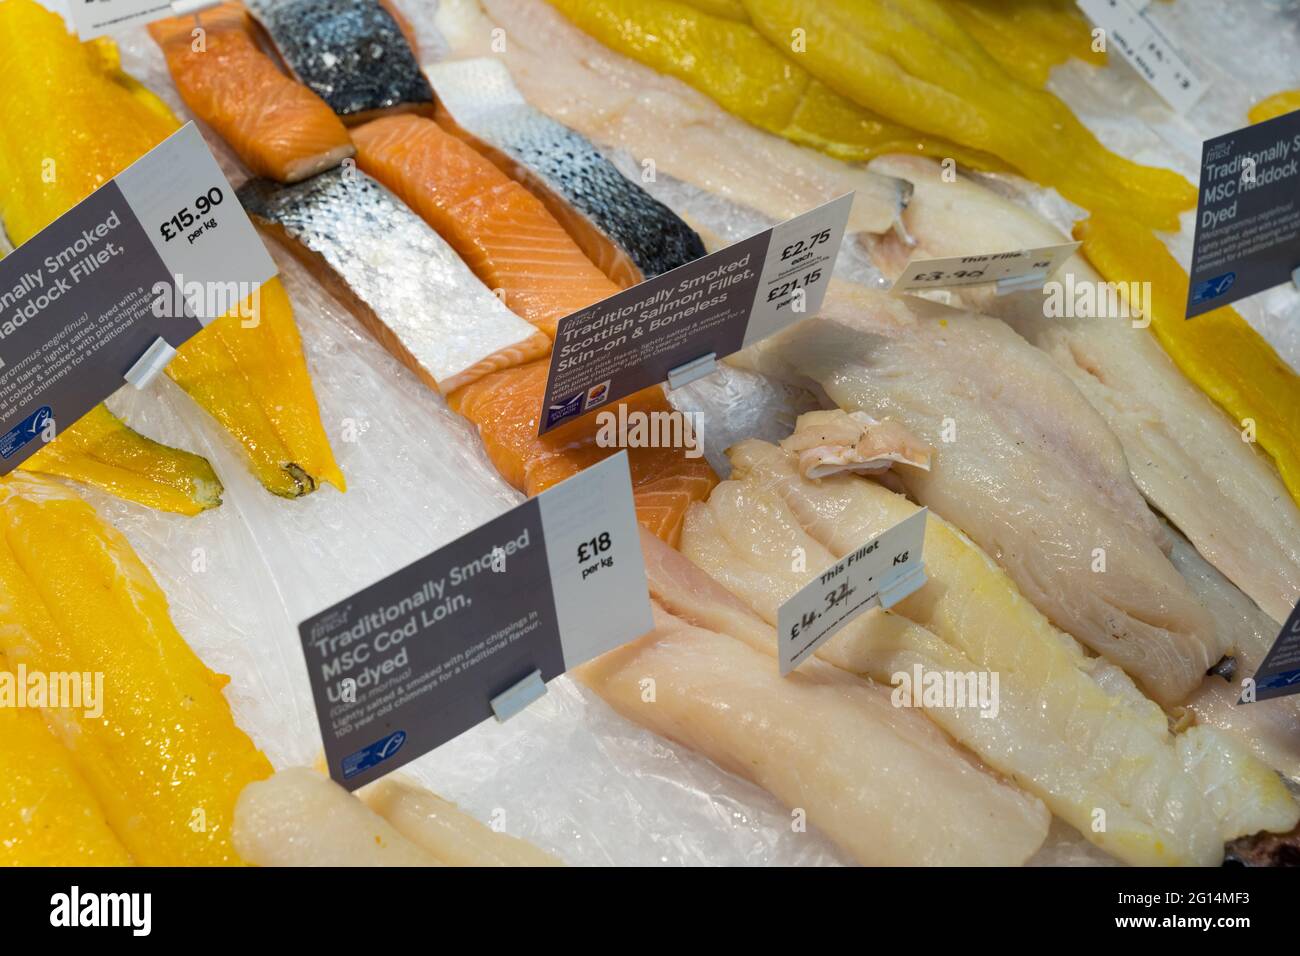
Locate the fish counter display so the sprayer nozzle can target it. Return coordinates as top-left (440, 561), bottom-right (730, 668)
top-left (2, 0), bottom-right (1300, 872)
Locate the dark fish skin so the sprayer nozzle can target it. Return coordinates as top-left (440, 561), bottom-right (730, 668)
top-left (493, 117), bottom-right (708, 280)
top-left (428, 59), bottom-right (705, 284)
top-left (247, 0), bottom-right (433, 120)
top-left (1224, 822), bottom-right (1300, 866)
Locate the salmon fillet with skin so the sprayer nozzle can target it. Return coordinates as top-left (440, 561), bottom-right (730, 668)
top-left (351, 115), bottom-right (622, 338)
top-left (149, 4), bottom-right (355, 183)
top-left (448, 360), bottom-right (717, 545)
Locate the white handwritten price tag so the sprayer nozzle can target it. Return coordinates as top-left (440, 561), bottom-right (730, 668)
top-left (777, 510), bottom-right (928, 676)
top-left (890, 242), bottom-right (1079, 293)
top-left (1077, 0), bottom-right (1207, 114)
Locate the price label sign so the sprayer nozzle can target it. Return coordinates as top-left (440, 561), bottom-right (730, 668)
top-left (777, 510), bottom-right (928, 676)
top-left (0, 122), bottom-right (275, 474)
top-left (1186, 109), bottom-right (1300, 317)
top-left (1076, 0), bottom-right (1207, 114)
top-left (1243, 600), bottom-right (1300, 703)
top-left (61, 0), bottom-right (181, 40)
top-left (538, 195), bottom-right (852, 435)
top-left (890, 242), bottom-right (1079, 293)
top-left (299, 452), bottom-right (654, 790)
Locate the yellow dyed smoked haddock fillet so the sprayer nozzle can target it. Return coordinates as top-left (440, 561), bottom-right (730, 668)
top-left (0, 651), bottom-right (134, 866)
top-left (0, 475), bottom-right (273, 865)
top-left (0, 0), bottom-right (343, 499)
top-left (1250, 90), bottom-right (1300, 125)
top-left (723, 0), bottom-right (1195, 229)
top-left (548, 0), bottom-right (1003, 170)
top-left (19, 405), bottom-right (223, 516)
top-left (1074, 214), bottom-right (1300, 511)
top-left (942, 0), bottom-right (1106, 87)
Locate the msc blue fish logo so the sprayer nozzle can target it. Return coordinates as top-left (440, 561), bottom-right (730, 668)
top-left (0, 406), bottom-right (53, 460)
top-left (341, 730), bottom-right (407, 779)
top-left (546, 391), bottom-right (585, 428)
top-left (1190, 272), bottom-right (1235, 305)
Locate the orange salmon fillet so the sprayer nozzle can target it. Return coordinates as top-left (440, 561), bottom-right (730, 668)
top-left (449, 360), bottom-right (717, 546)
top-left (149, 4), bottom-right (354, 183)
top-left (351, 114), bottom-right (621, 338)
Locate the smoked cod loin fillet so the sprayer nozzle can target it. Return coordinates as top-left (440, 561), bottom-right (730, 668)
top-left (0, 0), bottom-right (344, 500)
top-left (675, 435), bottom-right (1299, 865)
top-left (576, 598), bottom-right (1051, 866)
top-left (448, 361), bottom-right (718, 546)
top-left (149, 3), bottom-right (355, 183)
top-left (232, 768), bottom-right (562, 866)
top-left (733, 283), bottom-right (1222, 705)
top-left (0, 475), bottom-right (273, 865)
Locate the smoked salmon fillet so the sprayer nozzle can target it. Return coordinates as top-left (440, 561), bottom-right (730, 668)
top-left (448, 361), bottom-right (716, 545)
top-left (351, 115), bottom-right (622, 338)
top-left (149, 4), bottom-right (354, 183)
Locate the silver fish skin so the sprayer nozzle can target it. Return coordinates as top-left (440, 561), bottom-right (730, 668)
top-left (427, 57), bottom-right (707, 288)
top-left (247, 0), bottom-right (433, 122)
top-left (238, 168), bottom-right (548, 394)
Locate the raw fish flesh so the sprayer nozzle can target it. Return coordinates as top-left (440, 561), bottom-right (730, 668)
top-left (448, 361), bottom-right (718, 545)
top-left (868, 154), bottom-right (1300, 626)
top-left (239, 168), bottom-right (551, 394)
top-left (360, 776), bottom-right (563, 866)
top-left (149, 4), bottom-right (355, 183)
top-left (1164, 521), bottom-right (1300, 783)
top-left (246, 0), bottom-right (434, 123)
top-left (432, 0), bottom-right (912, 237)
top-left (733, 283), bottom-right (1222, 704)
top-left (576, 602), bottom-right (1051, 866)
top-left (351, 114), bottom-right (621, 338)
top-left (427, 57), bottom-right (707, 287)
top-left (546, 0), bottom-right (1004, 170)
top-left (675, 436), bottom-right (1299, 864)
top-left (234, 768), bottom-right (441, 866)
top-left (0, 475), bottom-right (274, 865)
top-left (1074, 213), bottom-right (1300, 527)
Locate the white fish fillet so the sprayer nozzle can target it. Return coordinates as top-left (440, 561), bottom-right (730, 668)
top-left (867, 154), bottom-right (1300, 627)
top-left (1164, 521), bottom-right (1300, 782)
top-left (676, 438), bottom-right (1299, 865)
top-left (360, 776), bottom-right (563, 866)
top-left (576, 600), bottom-right (1051, 866)
top-left (432, 0), bottom-right (911, 236)
top-left (233, 768), bottom-right (443, 866)
top-left (732, 283), bottom-right (1222, 704)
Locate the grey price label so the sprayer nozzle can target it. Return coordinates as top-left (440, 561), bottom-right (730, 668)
top-left (1244, 600), bottom-right (1300, 703)
top-left (0, 123), bottom-right (276, 474)
top-left (299, 452), bottom-right (653, 790)
top-left (1186, 109), bottom-right (1300, 317)
top-left (538, 194), bottom-right (853, 436)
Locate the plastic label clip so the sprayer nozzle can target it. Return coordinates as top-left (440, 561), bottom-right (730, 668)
top-left (489, 669), bottom-right (548, 723)
top-left (124, 337), bottom-right (178, 390)
top-left (666, 352), bottom-right (718, 391)
top-left (876, 562), bottom-right (928, 611)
